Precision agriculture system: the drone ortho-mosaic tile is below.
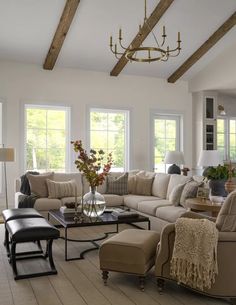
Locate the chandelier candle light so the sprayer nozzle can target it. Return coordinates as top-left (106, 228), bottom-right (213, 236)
top-left (110, 0), bottom-right (182, 63)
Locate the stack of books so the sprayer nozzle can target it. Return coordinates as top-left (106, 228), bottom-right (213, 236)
top-left (60, 206), bottom-right (75, 214)
top-left (111, 208), bottom-right (139, 219)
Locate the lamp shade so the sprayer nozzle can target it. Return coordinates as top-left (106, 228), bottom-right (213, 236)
top-left (197, 150), bottom-right (220, 167)
top-left (164, 151), bottom-right (185, 165)
top-left (0, 148), bottom-right (15, 162)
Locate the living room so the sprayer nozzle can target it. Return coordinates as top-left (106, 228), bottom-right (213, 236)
top-left (0, 0), bottom-right (236, 304)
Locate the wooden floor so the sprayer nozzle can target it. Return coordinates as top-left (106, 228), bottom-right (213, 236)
top-left (0, 223), bottom-right (230, 305)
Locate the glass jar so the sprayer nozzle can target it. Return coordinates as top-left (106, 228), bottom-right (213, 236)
top-left (83, 187), bottom-right (106, 217)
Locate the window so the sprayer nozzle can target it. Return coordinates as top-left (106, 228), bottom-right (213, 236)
top-left (152, 114), bottom-right (181, 173)
top-left (89, 108), bottom-right (130, 171)
top-left (25, 105), bottom-right (70, 172)
top-left (217, 118), bottom-right (227, 160)
top-left (217, 117), bottom-right (236, 161)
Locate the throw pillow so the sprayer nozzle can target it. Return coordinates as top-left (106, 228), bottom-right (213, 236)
top-left (134, 175), bottom-right (154, 196)
top-left (106, 173), bottom-right (129, 195)
top-left (27, 172), bottom-right (54, 198)
top-left (20, 171), bottom-right (39, 195)
top-left (47, 179), bottom-right (77, 199)
top-left (180, 180), bottom-right (203, 208)
top-left (169, 183), bottom-right (186, 206)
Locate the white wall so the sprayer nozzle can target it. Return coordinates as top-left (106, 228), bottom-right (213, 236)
top-left (218, 94), bottom-right (236, 117)
top-left (189, 42), bottom-right (236, 93)
top-left (0, 61), bottom-right (192, 209)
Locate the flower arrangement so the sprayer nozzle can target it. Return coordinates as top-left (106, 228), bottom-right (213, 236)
top-left (71, 140), bottom-right (113, 188)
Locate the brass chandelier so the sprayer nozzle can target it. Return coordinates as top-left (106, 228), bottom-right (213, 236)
top-left (109, 0), bottom-right (182, 63)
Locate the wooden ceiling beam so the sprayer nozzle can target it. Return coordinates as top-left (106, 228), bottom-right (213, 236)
top-left (167, 11), bottom-right (236, 83)
top-left (110, 0), bottom-right (175, 77)
top-left (43, 0), bottom-right (80, 70)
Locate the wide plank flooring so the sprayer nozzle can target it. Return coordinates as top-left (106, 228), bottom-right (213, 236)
top-left (0, 223), bottom-right (230, 305)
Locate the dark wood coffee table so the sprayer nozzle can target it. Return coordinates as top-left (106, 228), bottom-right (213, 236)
top-left (48, 210), bottom-right (150, 261)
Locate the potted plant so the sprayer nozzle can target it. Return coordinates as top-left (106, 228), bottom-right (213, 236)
top-left (203, 165), bottom-right (229, 197)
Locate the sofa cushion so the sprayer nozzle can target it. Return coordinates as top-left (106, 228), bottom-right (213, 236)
top-left (138, 200), bottom-right (173, 216)
top-left (123, 195), bottom-right (159, 210)
top-left (103, 194), bottom-right (124, 207)
top-left (169, 183), bottom-right (186, 206)
top-left (152, 173), bottom-right (170, 199)
top-left (155, 206), bottom-right (186, 223)
top-left (46, 179), bottom-right (77, 199)
top-left (106, 173), bottom-right (128, 195)
top-left (166, 174), bottom-right (191, 199)
top-left (27, 172), bottom-right (54, 197)
top-left (34, 198), bottom-right (61, 211)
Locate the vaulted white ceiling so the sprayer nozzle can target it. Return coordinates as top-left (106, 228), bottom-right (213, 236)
top-left (0, 0), bottom-right (236, 81)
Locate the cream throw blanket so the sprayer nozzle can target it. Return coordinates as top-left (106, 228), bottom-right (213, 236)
top-left (170, 218), bottom-right (218, 291)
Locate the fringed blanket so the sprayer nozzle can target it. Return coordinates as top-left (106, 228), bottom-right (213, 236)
top-left (170, 217), bottom-right (218, 291)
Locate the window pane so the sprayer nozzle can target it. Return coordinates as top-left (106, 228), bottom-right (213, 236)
top-left (217, 134), bottom-right (224, 147)
top-left (47, 110), bottom-right (65, 129)
top-left (154, 116), bottom-right (180, 173)
top-left (90, 109), bottom-right (129, 171)
top-left (26, 109), bottom-right (46, 129)
top-left (230, 120), bottom-right (236, 133)
top-left (25, 106), bottom-right (69, 172)
top-left (230, 134), bottom-right (236, 147)
top-left (217, 119), bottom-right (224, 133)
top-left (166, 120), bottom-right (176, 138)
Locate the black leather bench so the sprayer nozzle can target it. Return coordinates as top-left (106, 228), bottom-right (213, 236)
top-left (2, 208), bottom-right (43, 255)
top-left (6, 217), bottom-right (60, 280)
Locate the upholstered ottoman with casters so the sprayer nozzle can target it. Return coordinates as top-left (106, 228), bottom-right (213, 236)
top-left (99, 229), bottom-right (160, 290)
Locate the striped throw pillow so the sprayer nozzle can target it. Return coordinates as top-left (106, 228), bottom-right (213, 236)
top-left (106, 173), bottom-right (129, 195)
top-left (46, 179), bottom-right (77, 199)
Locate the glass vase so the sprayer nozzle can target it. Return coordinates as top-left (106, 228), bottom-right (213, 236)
top-left (83, 187), bottom-right (106, 217)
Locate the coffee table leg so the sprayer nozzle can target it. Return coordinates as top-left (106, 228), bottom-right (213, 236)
top-left (148, 220), bottom-right (151, 230)
top-left (65, 228), bottom-right (68, 261)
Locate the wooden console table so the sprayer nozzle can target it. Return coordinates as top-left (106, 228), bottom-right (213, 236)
top-left (185, 198), bottom-right (222, 217)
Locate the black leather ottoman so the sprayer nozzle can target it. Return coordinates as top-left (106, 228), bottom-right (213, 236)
top-left (2, 208), bottom-right (43, 254)
top-left (6, 217), bottom-right (60, 280)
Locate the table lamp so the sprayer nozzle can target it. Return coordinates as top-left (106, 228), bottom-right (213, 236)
top-left (164, 151), bottom-right (185, 174)
top-left (197, 150), bottom-right (220, 172)
top-left (0, 146), bottom-right (15, 209)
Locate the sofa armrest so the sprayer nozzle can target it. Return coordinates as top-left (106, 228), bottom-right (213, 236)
top-left (15, 178), bottom-right (21, 193)
top-left (155, 224), bottom-right (175, 276)
top-left (15, 192), bottom-right (26, 208)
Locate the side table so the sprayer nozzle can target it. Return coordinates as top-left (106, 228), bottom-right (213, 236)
top-left (185, 198), bottom-right (222, 217)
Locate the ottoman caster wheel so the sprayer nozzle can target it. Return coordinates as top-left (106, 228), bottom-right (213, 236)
top-left (102, 271), bottom-right (109, 285)
top-left (157, 278), bottom-right (165, 294)
top-left (139, 276), bottom-right (145, 291)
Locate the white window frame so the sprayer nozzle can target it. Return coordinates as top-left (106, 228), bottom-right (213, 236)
top-left (88, 107), bottom-right (130, 172)
top-left (24, 104), bottom-right (71, 172)
top-left (151, 112), bottom-right (182, 173)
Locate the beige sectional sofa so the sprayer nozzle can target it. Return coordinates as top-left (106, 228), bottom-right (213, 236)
top-left (15, 171), bottom-right (200, 232)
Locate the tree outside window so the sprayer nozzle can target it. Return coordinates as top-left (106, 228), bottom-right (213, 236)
top-left (25, 105), bottom-right (70, 172)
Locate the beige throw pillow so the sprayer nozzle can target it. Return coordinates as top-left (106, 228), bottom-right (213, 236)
top-left (47, 179), bottom-right (77, 199)
top-left (180, 180), bottom-right (202, 208)
top-left (134, 175), bottom-right (154, 196)
top-left (169, 183), bottom-right (186, 206)
top-left (27, 172), bottom-right (54, 197)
